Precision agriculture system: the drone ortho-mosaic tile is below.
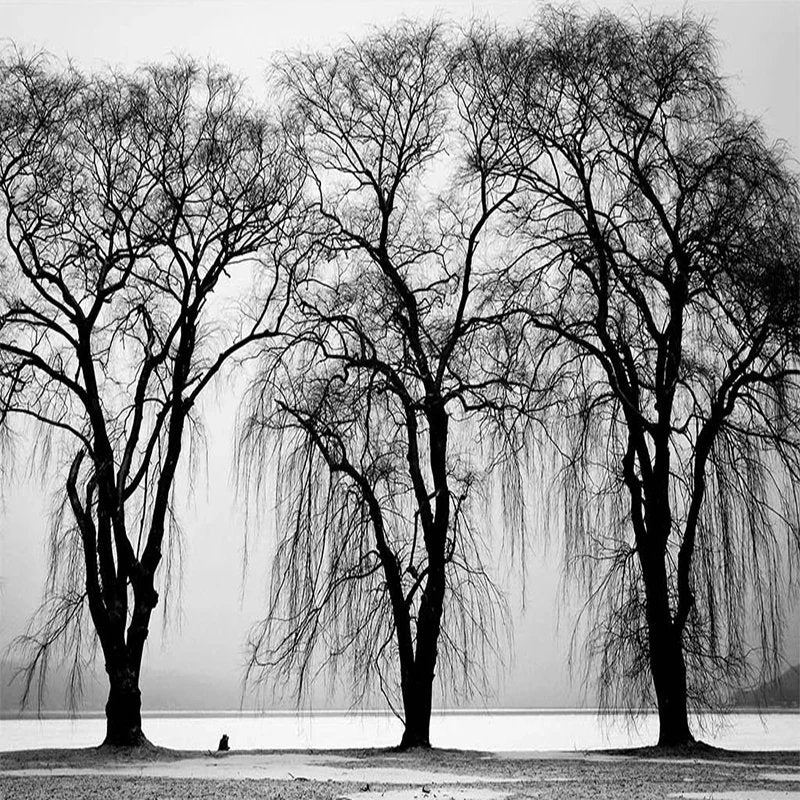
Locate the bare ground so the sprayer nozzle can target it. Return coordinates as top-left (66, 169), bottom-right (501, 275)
top-left (1, 744), bottom-right (798, 799)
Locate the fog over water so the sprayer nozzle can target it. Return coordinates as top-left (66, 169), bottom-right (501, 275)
top-left (0, 0), bottom-right (798, 716)
top-left (2, 712), bottom-right (797, 753)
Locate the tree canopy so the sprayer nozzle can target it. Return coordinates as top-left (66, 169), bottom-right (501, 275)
top-left (0, 53), bottom-right (306, 744)
top-left (471, 8), bottom-right (800, 743)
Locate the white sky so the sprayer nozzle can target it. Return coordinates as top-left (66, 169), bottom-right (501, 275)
top-left (0, 0), bottom-right (797, 154)
top-left (0, 0), bottom-right (798, 713)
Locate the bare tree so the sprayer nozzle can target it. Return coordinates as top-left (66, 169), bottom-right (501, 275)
top-left (478, 10), bottom-right (800, 746)
top-left (238, 22), bottom-right (528, 748)
top-left (0, 53), bottom-right (305, 746)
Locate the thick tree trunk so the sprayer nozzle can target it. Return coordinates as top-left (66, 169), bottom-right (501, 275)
top-left (399, 667), bottom-right (434, 749)
top-left (100, 588), bottom-right (156, 748)
top-left (398, 565), bottom-right (444, 750)
top-left (103, 658), bottom-right (147, 747)
top-left (641, 547), bottom-right (694, 747)
top-left (651, 634), bottom-right (693, 747)
top-left (393, 404), bottom-right (449, 750)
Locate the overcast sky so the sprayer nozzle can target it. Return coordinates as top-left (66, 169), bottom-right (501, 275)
top-left (1, 0), bottom-right (798, 712)
top-left (0, 0), bottom-right (796, 153)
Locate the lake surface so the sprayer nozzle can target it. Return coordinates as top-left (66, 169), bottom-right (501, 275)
top-left (1, 710), bottom-right (797, 752)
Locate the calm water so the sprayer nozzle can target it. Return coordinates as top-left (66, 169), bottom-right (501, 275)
top-left (1, 710), bottom-right (797, 752)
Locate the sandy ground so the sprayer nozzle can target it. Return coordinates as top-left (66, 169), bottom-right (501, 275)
top-left (1, 746), bottom-right (798, 800)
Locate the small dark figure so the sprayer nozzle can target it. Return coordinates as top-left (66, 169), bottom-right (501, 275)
top-left (217, 734), bottom-right (230, 752)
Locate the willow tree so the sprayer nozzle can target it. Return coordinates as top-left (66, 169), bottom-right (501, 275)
top-left (0, 54), bottom-right (305, 746)
top-left (239, 22), bottom-right (527, 748)
top-left (482, 10), bottom-right (800, 746)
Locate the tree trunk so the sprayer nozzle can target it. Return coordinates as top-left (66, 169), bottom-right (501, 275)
top-left (103, 658), bottom-right (147, 747)
top-left (653, 645), bottom-right (694, 747)
top-left (641, 547), bottom-right (694, 747)
top-left (398, 564), bottom-right (444, 749)
top-left (394, 404), bottom-right (449, 751)
top-left (399, 666), bottom-right (434, 749)
top-left (650, 628), bottom-right (693, 747)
